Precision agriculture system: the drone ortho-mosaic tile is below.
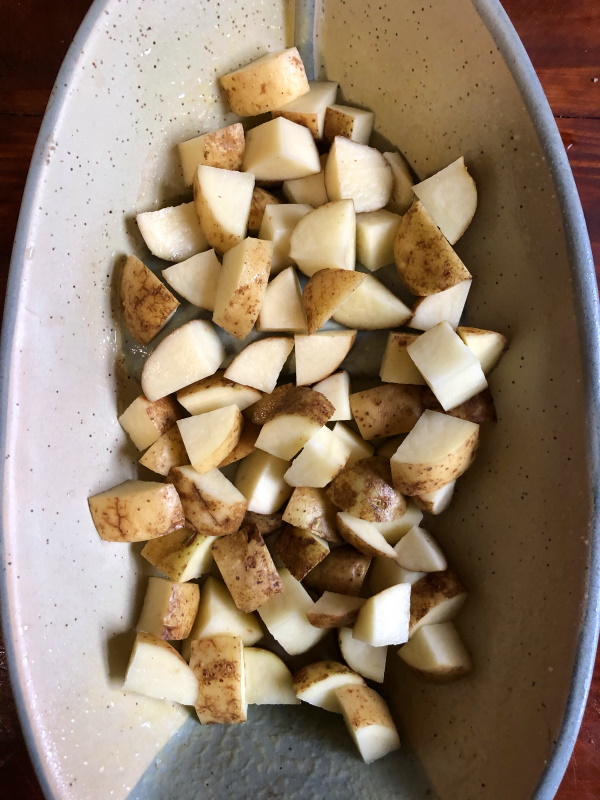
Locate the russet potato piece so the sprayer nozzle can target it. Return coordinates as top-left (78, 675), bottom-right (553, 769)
top-left (304, 545), bottom-right (371, 597)
top-left (332, 422), bottom-right (375, 467)
top-left (409, 570), bottom-right (467, 636)
top-left (373, 501), bottom-right (424, 546)
top-left (248, 187), bottom-right (280, 234)
top-left (383, 151), bottom-right (414, 214)
top-left (177, 371), bottom-right (262, 416)
top-left (302, 268), bottom-right (365, 334)
top-left (422, 385), bottom-right (497, 424)
top-left (218, 420), bottom-right (260, 467)
top-left (332, 274), bottom-right (412, 330)
top-left (123, 632), bottom-right (198, 706)
top-left (398, 621), bottom-right (472, 680)
top-left (168, 464), bottom-right (247, 535)
top-left (353, 583), bottom-right (411, 646)
top-left (390, 409), bottom-right (479, 495)
top-left (257, 568), bottom-right (327, 655)
top-left (284, 425), bottom-right (352, 488)
top-left (412, 157), bottom-right (477, 245)
top-left (282, 487), bottom-right (341, 543)
top-left (289, 200), bottom-right (356, 276)
top-left (224, 337), bottom-right (294, 393)
top-left (293, 661), bottom-right (365, 713)
top-left (394, 526), bottom-right (447, 572)
top-left (136, 202), bottom-right (208, 262)
top-left (306, 592), bottom-right (365, 629)
top-left (258, 203), bottom-right (313, 275)
top-left (234, 449), bottom-right (292, 514)
top-left (457, 326), bottom-right (508, 374)
top-left (272, 525), bottom-right (330, 581)
top-left (220, 48), bottom-right (309, 116)
top-left (408, 279), bottom-right (472, 331)
top-left (272, 80), bottom-right (338, 139)
top-left (327, 457), bottom-right (407, 523)
top-left (325, 136), bottom-right (393, 213)
top-left (257, 267), bottom-right (307, 334)
top-left (368, 557), bottom-right (425, 595)
top-left (194, 165), bottom-right (254, 254)
top-left (350, 384), bottom-right (424, 440)
top-left (178, 123), bottom-right (245, 185)
top-left (394, 201), bottom-right (471, 296)
top-left (380, 332), bottom-right (426, 385)
top-left (413, 480), bottom-right (457, 515)
top-left (162, 249), bottom-right (221, 311)
top-left (336, 512), bottom-right (398, 558)
top-left (120, 255), bottom-right (179, 345)
top-left (356, 209), bottom-right (401, 271)
top-left (141, 319), bottom-right (225, 402)
top-left (211, 524), bottom-right (283, 612)
top-left (244, 383), bottom-right (293, 427)
top-left (141, 527), bottom-right (216, 583)
top-left (243, 117), bottom-right (320, 181)
top-left (212, 237), bottom-right (271, 339)
top-left (338, 626), bottom-right (387, 683)
top-left (178, 404), bottom-right (243, 473)
top-left (335, 684), bottom-right (401, 763)
top-left (118, 393), bottom-right (181, 451)
top-left (88, 480), bottom-right (184, 542)
top-left (190, 634), bottom-right (246, 723)
top-left (323, 105), bottom-right (374, 145)
top-left (136, 576), bottom-right (200, 640)
top-left (244, 648), bottom-right (299, 705)
top-left (139, 425), bottom-right (189, 476)
top-left (312, 371), bottom-right (351, 421)
top-left (242, 510), bottom-right (283, 536)
top-left (295, 330), bottom-right (357, 385)
top-left (255, 386), bottom-right (334, 460)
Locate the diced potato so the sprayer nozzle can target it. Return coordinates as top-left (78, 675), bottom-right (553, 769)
top-left (336, 512), bottom-right (397, 558)
top-left (295, 330), bottom-right (357, 385)
top-left (306, 592), bottom-right (365, 629)
top-left (373, 501), bottom-right (424, 545)
top-left (335, 684), bottom-right (400, 763)
top-left (190, 634), bottom-right (246, 723)
top-left (331, 422), bottom-right (375, 467)
top-left (422, 386), bottom-right (497, 424)
top-left (284, 426), bottom-right (351, 488)
top-left (235, 450), bottom-right (292, 514)
top-left (410, 570), bottom-right (467, 636)
top-left (136, 202), bottom-right (208, 262)
top-left (88, 480), bottom-right (184, 542)
top-left (139, 425), bottom-right (189, 476)
top-left (243, 117), bottom-right (320, 181)
top-left (244, 648), bottom-right (299, 705)
top-left (225, 337), bottom-right (294, 394)
top-left (141, 319), bottom-right (225, 402)
top-left (325, 137), bottom-right (393, 213)
top-left (380, 332), bottom-right (426, 385)
top-left (218, 420), bottom-right (260, 467)
top-left (258, 203), bottom-right (313, 275)
top-left (162, 249), bottom-right (221, 311)
top-left (413, 480), bottom-right (456, 515)
top-left (124, 632), bottom-right (198, 706)
top-left (220, 48), bottom-right (309, 116)
top-left (312, 371), bottom-right (351, 421)
top-left (323, 105), bottom-right (374, 145)
top-left (141, 527), bottom-right (217, 583)
top-left (368, 557), bottom-right (425, 595)
top-left (194, 165), bottom-right (254, 254)
top-left (119, 394), bottom-right (181, 451)
top-left (327, 457), bottom-right (406, 522)
top-left (356, 210), bottom-right (401, 271)
top-left (243, 383), bottom-right (293, 427)
top-left (272, 525), bottom-right (330, 581)
top-left (293, 661), bottom-right (365, 713)
top-left (177, 404), bottom-right (242, 473)
top-left (178, 123), bottom-right (245, 185)
top-left (255, 386), bottom-right (334, 460)
top-left (394, 526), bottom-right (447, 572)
top-left (282, 487), bottom-right (341, 543)
top-left (350, 384), bottom-right (424, 440)
top-left (212, 237), bottom-right (271, 339)
top-left (177, 371), bottom-right (262, 416)
top-left (338, 626), bottom-right (387, 683)
top-left (304, 545), bottom-right (371, 596)
top-left (283, 169), bottom-right (328, 208)
top-left (409, 279), bottom-right (472, 331)
top-left (353, 583), bottom-right (411, 646)
top-left (272, 81), bottom-right (339, 139)
top-left (120, 255), bottom-right (179, 345)
top-left (383, 151), bottom-right (414, 214)
top-left (332, 274), bottom-right (412, 329)
top-left (257, 267), bottom-right (307, 334)
top-left (136, 577), bottom-right (199, 640)
top-left (289, 200), bottom-right (356, 276)
top-left (243, 511), bottom-right (283, 536)
top-left (168, 464), bottom-right (247, 535)
top-left (248, 187), bottom-right (280, 234)
top-left (412, 157), bottom-right (477, 245)
top-left (398, 621), bottom-right (472, 680)
top-left (457, 326), bottom-right (508, 374)
top-left (302, 268), bottom-right (365, 334)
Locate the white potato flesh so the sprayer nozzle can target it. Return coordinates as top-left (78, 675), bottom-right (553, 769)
top-left (356, 209), bottom-right (401, 271)
top-left (306, 592), bottom-right (365, 628)
top-left (409, 279), bottom-right (471, 331)
top-left (178, 123), bottom-right (245, 185)
top-left (324, 104), bottom-right (374, 145)
top-left (124, 632), bottom-right (198, 705)
top-left (325, 137), bottom-right (393, 213)
top-left (384, 151), bottom-right (414, 214)
top-left (294, 662), bottom-right (365, 713)
top-left (337, 512), bottom-right (398, 558)
top-left (410, 576), bottom-right (468, 637)
top-left (457, 326), bottom-right (508, 374)
top-left (332, 422), bottom-right (375, 467)
top-left (118, 395), bottom-right (179, 451)
top-left (407, 320), bottom-right (487, 410)
top-left (412, 157), bottom-right (477, 245)
top-left (312, 371), bottom-right (351, 421)
top-left (224, 337), bottom-right (294, 393)
top-left (283, 170), bottom-right (328, 207)
top-left (235, 449), bottom-right (292, 514)
top-left (177, 405), bottom-right (242, 473)
top-left (368, 557), bottom-right (426, 595)
top-left (141, 319), bottom-right (225, 402)
top-left (162, 250), bottom-right (221, 311)
top-left (243, 117), bottom-right (321, 181)
top-left (289, 200), bottom-right (356, 276)
top-left (257, 568), bottom-right (327, 655)
top-left (272, 80), bottom-right (339, 139)
top-left (258, 203), bottom-right (313, 274)
top-left (415, 480), bottom-right (456, 515)
top-left (338, 627), bottom-right (387, 683)
top-left (335, 684), bottom-right (400, 763)
top-left (295, 331), bottom-right (357, 385)
top-left (332, 274), bottom-right (412, 329)
top-left (170, 465), bottom-right (247, 530)
top-left (177, 375), bottom-right (261, 416)
top-left (380, 332), bottom-right (426, 385)
top-left (137, 202), bottom-right (209, 262)
top-left (257, 267), bottom-right (307, 333)
top-left (194, 165), bottom-right (254, 254)
top-left (284, 426), bottom-right (351, 487)
top-left (141, 528), bottom-right (217, 584)
top-left (353, 583), bottom-right (411, 646)
top-left (255, 393), bottom-right (332, 461)
top-left (373, 502), bottom-right (424, 545)
top-left (136, 577), bottom-right (199, 640)
top-left (399, 621), bottom-right (472, 678)
top-left (244, 648), bottom-right (299, 705)
top-left (394, 526), bottom-right (447, 572)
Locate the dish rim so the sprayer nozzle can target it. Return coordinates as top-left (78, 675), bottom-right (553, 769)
top-left (1, 0), bottom-right (598, 798)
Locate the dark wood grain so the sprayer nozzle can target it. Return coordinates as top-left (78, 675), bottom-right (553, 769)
top-left (0, 2), bottom-right (598, 799)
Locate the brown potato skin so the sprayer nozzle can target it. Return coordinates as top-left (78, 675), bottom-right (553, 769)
top-left (244, 383), bottom-right (294, 426)
top-left (268, 386), bottom-right (335, 427)
top-left (218, 420), bottom-right (260, 467)
top-left (168, 466), bottom-right (247, 536)
top-left (350, 385), bottom-right (424, 439)
top-left (195, 123), bottom-right (245, 171)
top-left (120, 255), bottom-right (179, 345)
top-left (158, 582), bottom-right (200, 640)
top-left (335, 683), bottom-right (397, 732)
top-left (304, 545), bottom-right (371, 596)
top-left (242, 511), bottom-right (283, 536)
top-left (292, 660), bottom-right (361, 695)
top-left (282, 486), bottom-right (341, 543)
top-left (422, 387), bottom-right (497, 423)
top-left (410, 570), bottom-right (467, 632)
top-left (323, 107), bottom-right (357, 143)
top-left (327, 457), bottom-right (407, 522)
top-left (190, 634), bottom-right (246, 723)
top-left (248, 187), bottom-right (280, 234)
top-left (306, 594), bottom-right (364, 628)
top-left (139, 426), bottom-right (189, 476)
top-left (271, 525), bottom-right (329, 581)
top-left (302, 268), bottom-right (365, 334)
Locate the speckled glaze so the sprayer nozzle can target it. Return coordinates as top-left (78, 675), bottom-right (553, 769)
top-left (1, 1), bottom-right (598, 799)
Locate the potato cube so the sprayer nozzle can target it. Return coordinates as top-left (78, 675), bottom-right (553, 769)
top-left (190, 634), bottom-right (246, 723)
top-left (136, 202), bottom-right (208, 262)
top-left (124, 632), bottom-right (198, 706)
top-left (272, 525), bottom-right (330, 581)
top-left (272, 80), bottom-right (338, 139)
top-left (258, 203), bottom-right (312, 275)
top-left (118, 394), bottom-right (181, 451)
top-left (380, 333), bottom-right (426, 385)
top-left (141, 527), bottom-right (216, 583)
top-left (136, 576), bottom-right (199, 640)
top-left (234, 449), bottom-right (293, 514)
top-left (323, 105), bottom-right (374, 145)
top-left (120, 255), bottom-right (179, 345)
top-left (168, 464), bottom-right (247, 535)
top-left (178, 123), bottom-right (244, 185)
top-left (243, 117), bottom-right (320, 181)
top-left (162, 249), bottom-right (221, 311)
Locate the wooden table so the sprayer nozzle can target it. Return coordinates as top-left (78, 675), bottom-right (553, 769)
top-left (0, 1), bottom-right (598, 797)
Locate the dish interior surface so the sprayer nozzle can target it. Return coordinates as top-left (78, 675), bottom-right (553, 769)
top-left (2, 0), bottom-right (595, 798)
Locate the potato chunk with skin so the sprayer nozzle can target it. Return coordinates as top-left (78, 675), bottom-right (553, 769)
top-left (243, 117), bottom-right (321, 181)
top-left (295, 331), bottom-right (357, 386)
top-left (136, 577), bottom-right (200, 640)
top-left (398, 621), bottom-right (472, 680)
top-left (412, 157), bottom-right (477, 245)
top-left (293, 661), bottom-right (365, 713)
top-left (289, 200), bottom-right (356, 276)
top-left (136, 202), bottom-right (209, 262)
top-left (248, 187), bottom-right (280, 234)
top-left (194, 165), bottom-right (254, 255)
top-left (326, 137), bottom-right (393, 213)
top-left (457, 326), bottom-right (508, 375)
top-left (178, 405), bottom-right (243, 474)
top-left (282, 487), bottom-right (341, 543)
top-left (312, 371), bottom-right (351, 421)
top-left (284, 426), bottom-right (352, 488)
top-left (168, 465), bottom-right (247, 536)
top-left (88, 480), bottom-right (184, 542)
top-left (304, 545), bottom-right (371, 597)
top-left (224, 337), bottom-right (294, 393)
top-left (220, 48), bottom-right (309, 116)
top-left (272, 81), bottom-right (339, 139)
top-left (141, 527), bottom-right (217, 583)
top-left (323, 105), bottom-right (374, 145)
top-left (190, 634), bottom-right (246, 723)
top-left (335, 684), bottom-right (400, 763)
top-left (119, 394), bottom-right (181, 451)
top-left (177, 371), bottom-right (262, 416)
top-left (124, 632), bottom-right (198, 706)
top-left (350, 384), bottom-right (424, 440)
top-left (336, 512), bottom-right (398, 558)
top-left (244, 383), bottom-right (293, 427)
top-left (410, 570), bottom-right (467, 636)
top-left (332, 274), bottom-right (412, 330)
top-left (162, 249), bottom-right (221, 312)
top-left (218, 420), bottom-right (260, 467)
top-left (272, 525), bottom-right (330, 581)
top-left (234, 450), bottom-right (292, 514)
top-left (211, 524), bottom-right (283, 612)
top-left (245, 648), bottom-right (299, 705)
top-left (409, 279), bottom-right (472, 332)
top-left (178, 123), bottom-right (245, 185)
top-left (139, 425), bottom-right (189, 476)
top-left (302, 268), bottom-right (365, 335)
top-left (243, 511), bottom-right (283, 536)
top-left (306, 592), bottom-right (365, 628)
top-left (120, 255), bottom-right (179, 345)
top-left (327, 457), bottom-right (407, 523)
